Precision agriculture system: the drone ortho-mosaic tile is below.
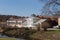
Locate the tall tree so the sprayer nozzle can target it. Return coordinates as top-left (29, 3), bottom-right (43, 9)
top-left (39, 0), bottom-right (60, 17)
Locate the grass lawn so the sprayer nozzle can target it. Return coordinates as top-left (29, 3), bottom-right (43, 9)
top-left (30, 30), bottom-right (60, 40)
top-left (46, 30), bottom-right (60, 33)
top-left (0, 38), bottom-right (16, 40)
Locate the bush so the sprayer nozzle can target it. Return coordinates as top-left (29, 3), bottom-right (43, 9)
top-left (42, 21), bottom-right (50, 31)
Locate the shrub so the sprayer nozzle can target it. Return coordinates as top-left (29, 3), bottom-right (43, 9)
top-left (42, 21), bottom-right (50, 31)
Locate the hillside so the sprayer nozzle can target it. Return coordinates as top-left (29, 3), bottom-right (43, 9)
top-left (0, 15), bottom-right (24, 22)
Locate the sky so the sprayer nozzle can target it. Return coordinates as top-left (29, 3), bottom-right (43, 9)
top-left (0, 0), bottom-right (44, 16)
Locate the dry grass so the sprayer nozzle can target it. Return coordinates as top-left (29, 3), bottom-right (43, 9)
top-left (0, 38), bottom-right (16, 40)
top-left (30, 30), bottom-right (60, 40)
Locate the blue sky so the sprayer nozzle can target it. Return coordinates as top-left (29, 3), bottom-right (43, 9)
top-left (0, 0), bottom-right (44, 16)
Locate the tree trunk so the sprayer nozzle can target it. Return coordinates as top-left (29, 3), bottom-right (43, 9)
top-left (44, 27), bottom-right (47, 31)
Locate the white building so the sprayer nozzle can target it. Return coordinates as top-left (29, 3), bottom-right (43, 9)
top-left (7, 17), bottom-right (23, 28)
top-left (23, 17), bottom-right (34, 27)
top-left (7, 17), bottom-right (47, 29)
top-left (22, 17), bottom-right (47, 29)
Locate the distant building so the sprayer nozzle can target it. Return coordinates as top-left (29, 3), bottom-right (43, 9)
top-left (7, 17), bottom-right (23, 28)
top-left (7, 16), bottom-right (47, 29)
top-left (58, 17), bottom-right (60, 26)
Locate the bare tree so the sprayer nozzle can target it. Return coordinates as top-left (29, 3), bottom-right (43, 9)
top-left (53, 11), bottom-right (60, 17)
top-left (39, 0), bottom-right (60, 16)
